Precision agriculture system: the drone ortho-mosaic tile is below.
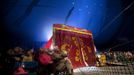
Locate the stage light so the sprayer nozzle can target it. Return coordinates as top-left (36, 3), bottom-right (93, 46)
top-left (43, 25), bottom-right (53, 41)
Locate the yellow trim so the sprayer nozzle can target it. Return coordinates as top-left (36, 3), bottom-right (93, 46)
top-left (54, 27), bottom-right (92, 35)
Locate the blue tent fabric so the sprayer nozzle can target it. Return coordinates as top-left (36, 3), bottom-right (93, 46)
top-left (3, 0), bottom-right (122, 44)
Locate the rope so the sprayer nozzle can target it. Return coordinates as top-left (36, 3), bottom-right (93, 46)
top-left (64, 0), bottom-right (76, 25)
top-left (96, 1), bottom-right (134, 37)
top-left (110, 40), bottom-right (134, 50)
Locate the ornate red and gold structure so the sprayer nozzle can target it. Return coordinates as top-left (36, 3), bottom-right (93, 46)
top-left (53, 24), bottom-right (96, 69)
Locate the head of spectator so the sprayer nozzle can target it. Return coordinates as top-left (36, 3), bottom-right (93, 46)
top-left (39, 48), bottom-right (48, 54)
top-left (7, 49), bottom-right (14, 55)
top-left (14, 47), bottom-right (23, 54)
top-left (26, 50), bottom-right (33, 56)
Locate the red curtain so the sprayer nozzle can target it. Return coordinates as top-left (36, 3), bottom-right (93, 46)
top-left (53, 24), bottom-right (96, 69)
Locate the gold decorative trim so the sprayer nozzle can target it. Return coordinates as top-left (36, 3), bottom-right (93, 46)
top-left (54, 27), bottom-right (92, 35)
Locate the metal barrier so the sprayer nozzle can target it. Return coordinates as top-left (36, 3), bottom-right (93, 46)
top-left (74, 65), bottom-right (134, 75)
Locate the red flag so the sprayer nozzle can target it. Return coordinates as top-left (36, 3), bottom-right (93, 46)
top-left (44, 37), bottom-right (52, 49)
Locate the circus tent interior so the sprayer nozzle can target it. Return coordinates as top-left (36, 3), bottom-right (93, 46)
top-left (0, 0), bottom-right (134, 75)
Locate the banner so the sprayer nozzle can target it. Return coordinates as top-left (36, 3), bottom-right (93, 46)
top-left (53, 24), bottom-right (96, 68)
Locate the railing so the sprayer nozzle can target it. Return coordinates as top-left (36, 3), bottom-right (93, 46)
top-left (74, 65), bottom-right (134, 75)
